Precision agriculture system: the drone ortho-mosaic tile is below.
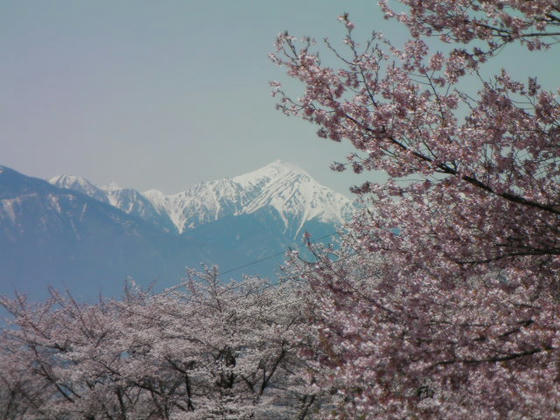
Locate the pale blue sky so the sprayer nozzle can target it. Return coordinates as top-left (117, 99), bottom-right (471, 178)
top-left (1, 1), bottom-right (557, 196)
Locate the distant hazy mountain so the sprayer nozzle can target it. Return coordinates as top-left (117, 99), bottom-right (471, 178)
top-left (1, 162), bottom-right (352, 299)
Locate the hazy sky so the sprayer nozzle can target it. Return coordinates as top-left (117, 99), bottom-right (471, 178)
top-left (1, 1), bottom-right (557, 196)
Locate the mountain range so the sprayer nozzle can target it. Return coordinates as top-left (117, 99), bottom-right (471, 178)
top-left (0, 161), bottom-right (352, 300)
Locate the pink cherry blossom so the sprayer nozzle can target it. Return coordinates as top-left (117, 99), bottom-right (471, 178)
top-left (274, 1), bottom-right (560, 418)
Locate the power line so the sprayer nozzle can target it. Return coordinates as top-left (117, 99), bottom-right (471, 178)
top-left (217, 231), bottom-right (342, 277)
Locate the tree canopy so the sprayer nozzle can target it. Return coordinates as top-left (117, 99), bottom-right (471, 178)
top-left (272, 0), bottom-right (560, 418)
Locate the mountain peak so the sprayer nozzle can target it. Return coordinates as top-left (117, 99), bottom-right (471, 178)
top-left (233, 160), bottom-right (310, 187)
top-left (267, 159), bottom-right (305, 172)
top-left (50, 174), bottom-right (109, 204)
top-left (141, 160), bottom-right (351, 235)
top-left (50, 174), bottom-right (93, 187)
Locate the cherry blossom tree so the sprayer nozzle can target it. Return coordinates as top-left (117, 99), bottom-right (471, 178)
top-left (0, 290), bottom-right (137, 419)
top-left (113, 268), bottom-right (318, 419)
top-left (273, 1), bottom-right (560, 418)
top-left (0, 270), bottom-right (319, 419)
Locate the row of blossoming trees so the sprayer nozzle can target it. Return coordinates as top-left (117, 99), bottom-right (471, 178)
top-left (0, 269), bottom-right (319, 419)
top-left (2, 1), bottom-right (560, 418)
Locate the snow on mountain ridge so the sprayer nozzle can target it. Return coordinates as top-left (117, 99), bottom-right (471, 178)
top-left (234, 161), bottom-right (350, 234)
top-left (144, 161), bottom-right (352, 235)
top-left (50, 176), bottom-right (177, 233)
top-left (144, 178), bottom-right (247, 232)
top-left (49, 175), bottom-right (109, 204)
top-left (49, 161), bottom-right (352, 236)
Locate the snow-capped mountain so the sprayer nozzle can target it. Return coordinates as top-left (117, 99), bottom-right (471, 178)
top-left (49, 175), bottom-right (110, 204)
top-left (143, 160), bottom-right (352, 235)
top-left (52, 160), bottom-right (352, 237)
top-left (50, 176), bottom-right (178, 233)
top-left (1, 162), bottom-right (353, 299)
top-left (1, 166), bottom-right (182, 298)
